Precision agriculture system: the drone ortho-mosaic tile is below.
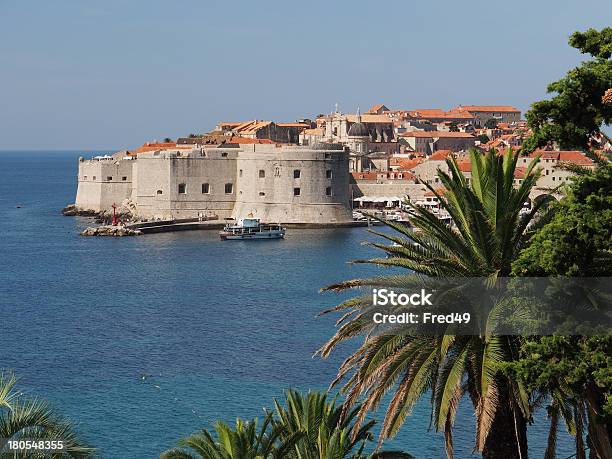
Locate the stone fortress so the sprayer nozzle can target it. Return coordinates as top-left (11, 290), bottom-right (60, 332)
top-left (73, 102), bottom-right (602, 226)
top-left (74, 142), bottom-right (352, 224)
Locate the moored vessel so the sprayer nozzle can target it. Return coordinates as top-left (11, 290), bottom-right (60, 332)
top-left (219, 217), bottom-right (286, 240)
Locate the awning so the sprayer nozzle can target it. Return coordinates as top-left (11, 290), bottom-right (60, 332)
top-left (353, 196), bottom-right (404, 203)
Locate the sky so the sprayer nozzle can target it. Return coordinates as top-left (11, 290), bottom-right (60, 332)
top-left (0, 0), bottom-right (610, 150)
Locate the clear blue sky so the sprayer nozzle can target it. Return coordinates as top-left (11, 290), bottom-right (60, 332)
top-left (0, 0), bottom-right (609, 150)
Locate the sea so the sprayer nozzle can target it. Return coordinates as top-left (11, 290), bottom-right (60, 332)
top-left (0, 151), bottom-right (576, 458)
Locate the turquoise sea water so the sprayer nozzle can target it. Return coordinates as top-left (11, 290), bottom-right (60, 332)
top-left (0, 151), bottom-right (575, 458)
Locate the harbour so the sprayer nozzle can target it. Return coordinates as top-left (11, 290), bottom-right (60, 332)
top-left (0, 151), bottom-right (578, 458)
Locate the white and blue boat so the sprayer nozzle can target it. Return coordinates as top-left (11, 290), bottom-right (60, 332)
top-left (219, 217), bottom-right (285, 240)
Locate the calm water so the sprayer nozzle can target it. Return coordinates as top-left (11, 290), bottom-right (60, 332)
top-left (0, 152), bottom-right (574, 458)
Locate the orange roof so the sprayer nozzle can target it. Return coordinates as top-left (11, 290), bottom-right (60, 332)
top-left (302, 128), bottom-right (324, 135)
top-left (351, 171), bottom-right (416, 181)
top-left (429, 150), bottom-right (453, 161)
top-left (558, 151), bottom-right (594, 165)
top-left (346, 114), bottom-right (392, 124)
top-left (367, 103), bottom-right (388, 113)
top-left (230, 120), bottom-right (273, 135)
top-left (224, 136), bottom-right (275, 144)
top-left (276, 123), bottom-right (310, 128)
top-left (457, 161), bottom-right (472, 172)
top-left (514, 167), bottom-right (527, 179)
top-left (424, 187), bottom-right (446, 197)
top-left (454, 105), bottom-right (520, 113)
top-left (408, 109), bottom-right (446, 117)
top-left (351, 171), bottom-right (378, 180)
top-left (405, 109), bottom-right (474, 120)
top-left (528, 150), bottom-right (594, 166)
top-left (393, 171), bottom-right (417, 180)
top-left (400, 131), bottom-right (475, 139)
top-left (390, 157), bottom-right (424, 170)
top-left (131, 142), bottom-right (190, 154)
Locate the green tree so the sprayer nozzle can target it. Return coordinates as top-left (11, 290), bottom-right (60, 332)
top-left (477, 134), bottom-right (490, 144)
top-left (509, 163), bottom-right (612, 459)
top-left (523, 28), bottom-right (612, 152)
top-left (161, 413), bottom-right (300, 459)
top-left (318, 149), bottom-right (548, 458)
top-left (162, 391), bottom-right (412, 459)
top-left (163, 137), bottom-right (173, 143)
top-left (448, 122), bottom-right (459, 132)
top-left (484, 118), bottom-right (498, 129)
top-left (506, 336), bottom-right (611, 459)
top-left (0, 372), bottom-right (95, 458)
top-left (271, 390), bottom-right (412, 459)
top-left (512, 163), bottom-right (612, 276)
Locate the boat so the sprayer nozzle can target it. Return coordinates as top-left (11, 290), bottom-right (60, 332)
top-left (219, 217), bottom-right (286, 240)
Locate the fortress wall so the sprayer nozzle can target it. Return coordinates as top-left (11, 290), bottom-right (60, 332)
top-left (74, 145), bottom-right (353, 224)
top-left (75, 158), bottom-right (134, 211)
top-left (134, 149), bottom-right (238, 220)
top-left (232, 145), bottom-right (352, 223)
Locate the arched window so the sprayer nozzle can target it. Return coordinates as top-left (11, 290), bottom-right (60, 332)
top-left (156, 189), bottom-right (163, 195)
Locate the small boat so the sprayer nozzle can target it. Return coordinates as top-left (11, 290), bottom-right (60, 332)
top-left (219, 217), bottom-right (286, 240)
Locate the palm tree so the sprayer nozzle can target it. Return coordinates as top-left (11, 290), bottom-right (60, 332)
top-left (271, 389), bottom-right (412, 459)
top-left (0, 371), bottom-right (95, 458)
top-left (162, 391), bottom-right (412, 459)
top-left (161, 413), bottom-right (301, 459)
top-left (318, 149), bottom-right (549, 458)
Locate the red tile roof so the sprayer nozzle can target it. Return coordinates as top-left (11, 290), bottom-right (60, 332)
top-left (558, 151), bottom-right (594, 165)
top-left (424, 187), bottom-right (446, 197)
top-left (351, 171), bottom-right (416, 181)
top-left (346, 114), bottom-right (392, 124)
top-left (131, 142), bottom-right (186, 153)
top-left (513, 167), bottom-right (527, 179)
top-left (276, 123), bottom-right (310, 128)
top-left (400, 130), bottom-right (475, 139)
top-left (351, 171), bottom-right (378, 180)
top-left (454, 105), bottom-right (520, 113)
top-left (367, 103), bottom-right (388, 113)
top-left (457, 161), bottom-right (472, 172)
top-left (408, 109), bottom-right (446, 117)
top-left (225, 137), bottom-right (275, 144)
top-left (302, 128), bottom-right (324, 136)
top-left (529, 150), bottom-right (594, 166)
top-left (429, 150), bottom-right (453, 160)
top-left (390, 157), bottom-right (424, 170)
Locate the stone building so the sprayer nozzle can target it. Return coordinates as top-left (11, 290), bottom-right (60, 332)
top-left (399, 130), bottom-right (476, 154)
top-left (451, 105), bottom-right (521, 127)
top-left (213, 120), bottom-right (310, 144)
top-left (74, 143), bottom-right (352, 224)
top-left (323, 109), bottom-right (395, 144)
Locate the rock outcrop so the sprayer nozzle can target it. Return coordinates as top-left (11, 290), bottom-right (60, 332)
top-left (62, 204), bottom-right (98, 217)
top-left (80, 226), bottom-right (142, 237)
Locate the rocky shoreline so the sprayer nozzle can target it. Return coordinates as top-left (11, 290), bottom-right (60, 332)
top-left (80, 226), bottom-right (142, 237)
top-left (62, 203), bottom-right (136, 224)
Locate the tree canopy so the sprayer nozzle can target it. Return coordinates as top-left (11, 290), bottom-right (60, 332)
top-left (523, 27), bottom-right (612, 152)
top-left (512, 163), bottom-right (612, 276)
